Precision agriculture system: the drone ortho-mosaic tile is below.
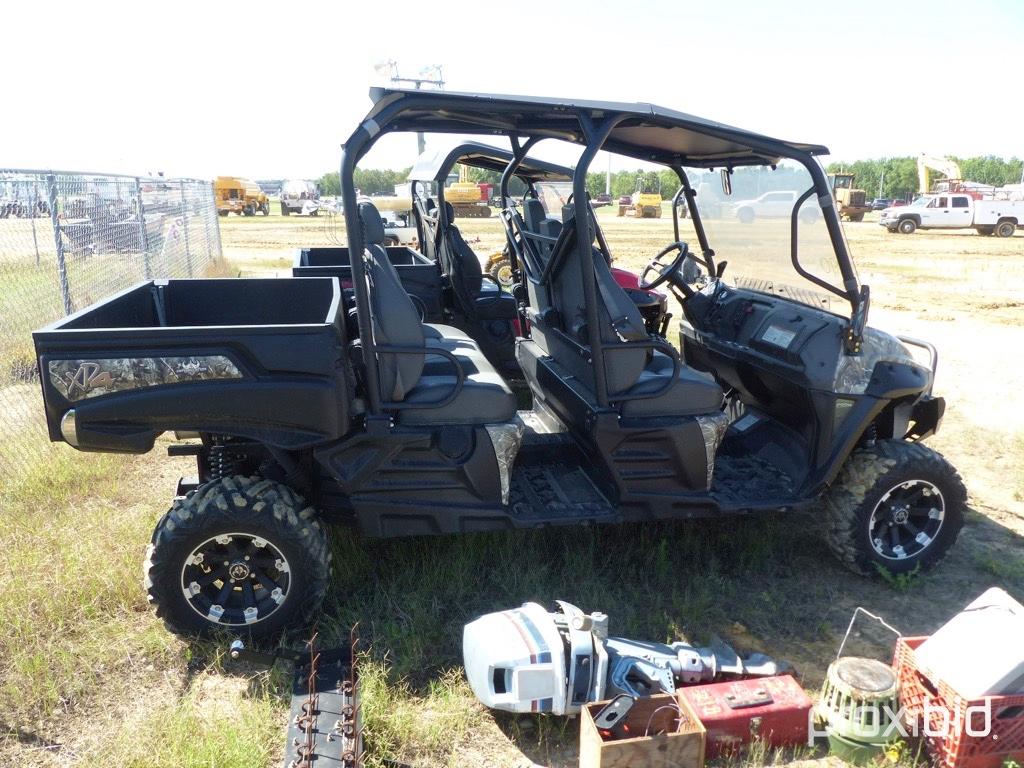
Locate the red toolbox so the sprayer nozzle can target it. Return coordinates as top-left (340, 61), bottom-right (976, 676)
top-left (678, 675), bottom-right (812, 758)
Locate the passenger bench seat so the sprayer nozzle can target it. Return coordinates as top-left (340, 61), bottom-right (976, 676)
top-left (357, 201), bottom-right (515, 426)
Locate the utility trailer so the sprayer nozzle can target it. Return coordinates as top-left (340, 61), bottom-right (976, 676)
top-left (35, 88), bottom-right (968, 640)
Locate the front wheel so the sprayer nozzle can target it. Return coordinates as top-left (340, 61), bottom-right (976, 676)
top-left (897, 218), bottom-right (917, 234)
top-left (823, 441), bottom-right (966, 576)
top-left (144, 476), bottom-right (330, 638)
top-left (737, 208), bottom-right (755, 224)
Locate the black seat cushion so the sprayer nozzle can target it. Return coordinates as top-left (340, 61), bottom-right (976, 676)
top-left (398, 345), bottom-right (516, 426)
top-left (617, 351), bottom-right (724, 417)
top-left (473, 283), bottom-right (518, 320)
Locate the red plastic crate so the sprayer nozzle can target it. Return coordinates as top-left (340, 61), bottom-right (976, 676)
top-left (894, 636), bottom-right (1024, 768)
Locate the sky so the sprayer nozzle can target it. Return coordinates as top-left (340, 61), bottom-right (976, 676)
top-left (3, 0), bottom-right (1021, 180)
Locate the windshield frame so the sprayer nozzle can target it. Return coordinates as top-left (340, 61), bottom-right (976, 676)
top-left (669, 160), bottom-right (858, 308)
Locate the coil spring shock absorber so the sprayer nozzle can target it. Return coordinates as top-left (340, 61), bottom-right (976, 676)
top-left (206, 436), bottom-right (245, 481)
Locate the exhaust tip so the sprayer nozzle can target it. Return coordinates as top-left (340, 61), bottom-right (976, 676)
top-left (60, 409), bottom-right (79, 447)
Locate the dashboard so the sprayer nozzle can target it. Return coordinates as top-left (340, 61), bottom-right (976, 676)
top-left (681, 282), bottom-right (849, 393)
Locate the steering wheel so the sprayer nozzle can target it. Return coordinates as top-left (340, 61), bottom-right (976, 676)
top-left (638, 241), bottom-right (691, 291)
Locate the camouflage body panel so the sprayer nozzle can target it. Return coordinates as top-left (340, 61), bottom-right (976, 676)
top-left (696, 411), bottom-right (730, 488)
top-left (833, 327), bottom-right (928, 396)
top-left (48, 356), bottom-right (243, 402)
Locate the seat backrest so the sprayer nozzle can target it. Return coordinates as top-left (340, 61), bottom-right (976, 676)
top-left (522, 199), bottom-right (561, 262)
top-left (439, 201), bottom-right (485, 306)
top-left (358, 201), bottom-right (425, 401)
top-left (412, 194), bottom-right (438, 263)
top-left (537, 208), bottom-right (649, 395)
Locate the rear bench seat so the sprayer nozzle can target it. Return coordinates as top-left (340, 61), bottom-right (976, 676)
top-left (357, 201), bottom-right (516, 426)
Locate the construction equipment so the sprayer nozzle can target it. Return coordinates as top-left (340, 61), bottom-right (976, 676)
top-left (280, 179), bottom-right (320, 216)
top-left (463, 601), bottom-right (786, 716)
top-left (618, 171), bottom-right (662, 217)
top-left (214, 176), bottom-right (269, 216)
top-left (828, 173), bottom-right (871, 222)
top-left (918, 155), bottom-right (963, 194)
top-left (445, 164), bottom-right (492, 218)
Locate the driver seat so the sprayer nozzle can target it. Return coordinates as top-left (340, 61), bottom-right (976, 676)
top-left (524, 210), bottom-right (723, 417)
top-left (438, 202), bottom-right (517, 321)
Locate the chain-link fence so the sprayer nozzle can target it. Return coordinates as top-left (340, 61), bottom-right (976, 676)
top-left (0, 170), bottom-right (223, 478)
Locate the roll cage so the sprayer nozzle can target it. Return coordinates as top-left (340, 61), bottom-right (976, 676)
top-left (406, 140), bottom-right (572, 263)
top-left (340, 88), bottom-right (863, 416)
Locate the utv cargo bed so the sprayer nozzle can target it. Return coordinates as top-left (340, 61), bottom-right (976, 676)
top-left (33, 278), bottom-right (350, 453)
top-left (294, 246), bottom-right (442, 319)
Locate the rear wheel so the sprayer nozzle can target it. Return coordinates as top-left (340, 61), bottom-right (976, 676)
top-left (824, 440), bottom-right (966, 576)
top-left (995, 220), bottom-right (1016, 238)
top-left (897, 218), bottom-right (917, 234)
top-left (144, 476), bottom-right (330, 638)
top-left (281, 203), bottom-right (290, 216)
top-left (848, 213), bottom-right (865, 222)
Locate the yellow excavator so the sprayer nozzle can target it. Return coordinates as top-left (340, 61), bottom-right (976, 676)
top-left (445, 164), bottom-right (492, 218)
top-left (617, 171), bottom-right (662, 218)
top-left (918, 155), bottom-right (963, 194)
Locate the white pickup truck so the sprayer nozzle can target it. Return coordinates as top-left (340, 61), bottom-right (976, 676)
top-left (881, 193), bottom-right (1023, 237)
top-left (730, 190), bottom-right (820, 225)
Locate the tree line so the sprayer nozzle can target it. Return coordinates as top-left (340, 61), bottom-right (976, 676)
top-left (320, 155), bottom-right (1022, 202)
top-left (825, 156), bottom-right (1023, 201)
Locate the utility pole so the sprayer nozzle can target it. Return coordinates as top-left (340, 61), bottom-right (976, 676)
top-left (374, 60), bottom-right (444, 156)
top-left (606, 153), bottom-right (611, 196)
top-left (878, 171), bottom-right (885, 199)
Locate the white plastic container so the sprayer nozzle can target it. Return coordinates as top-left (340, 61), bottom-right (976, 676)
top-left (915, 587), bottom-right (1024, 697)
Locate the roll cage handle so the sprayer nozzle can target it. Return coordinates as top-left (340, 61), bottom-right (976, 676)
top-left (349, 340), bottom-right (466, 411)
top-left (603, 336), bottom-right (683, 404)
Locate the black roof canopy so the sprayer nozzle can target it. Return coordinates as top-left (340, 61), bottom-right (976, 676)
top-left (407, 141), bottom-right (572, 183)
top-left (365, 88), bottom-right (829, 169)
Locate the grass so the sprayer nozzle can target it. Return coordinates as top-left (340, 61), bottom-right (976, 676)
top-left (0, 440), bottom-right (175, 723)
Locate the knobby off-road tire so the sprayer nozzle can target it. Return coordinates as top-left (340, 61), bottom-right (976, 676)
top-left (489, 255), bottom-right (514, 288)
top-left (824, 440), bottom-right (966, 576)
top-left (144, 475), bottom-right (330, 639)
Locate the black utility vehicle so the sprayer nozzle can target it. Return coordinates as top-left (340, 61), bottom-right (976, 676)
top-left (34, 90), bottom-right (965, 638)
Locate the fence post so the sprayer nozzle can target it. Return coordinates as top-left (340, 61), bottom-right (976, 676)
top-left (46, 173), bottom-right (73, 315)
top-left (179, 180), bottom-right (193, 277)
top-left (135, 177), bottom-right (151, 279)
top-left (30, 180), bottom-right (40, 266)
top-left (210, 181), bottom-right (223, 264)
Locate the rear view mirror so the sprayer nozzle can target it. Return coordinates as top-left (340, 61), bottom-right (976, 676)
top-left (720, 169), bottom-right (733, 196)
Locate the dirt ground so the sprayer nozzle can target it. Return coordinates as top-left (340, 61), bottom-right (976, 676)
top-left (2, 207), bottom-right (1020, 768)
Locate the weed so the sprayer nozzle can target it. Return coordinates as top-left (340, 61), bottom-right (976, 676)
top-left (874, 564), bottom-right (922, 592)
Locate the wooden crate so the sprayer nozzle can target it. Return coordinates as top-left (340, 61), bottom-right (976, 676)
top-left (579, 692), bottom-right (706, 768)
